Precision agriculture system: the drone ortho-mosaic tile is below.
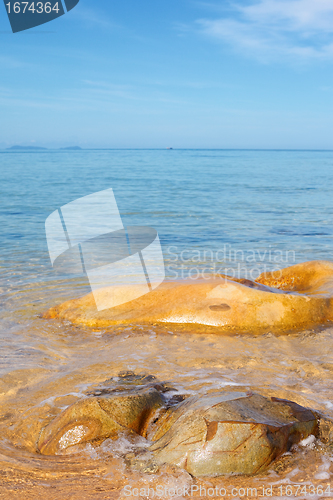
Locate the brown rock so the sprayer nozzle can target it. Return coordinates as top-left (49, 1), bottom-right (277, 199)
top-left (149, 392), bottom-right (318, 476)
top-left (316, 415), bottom-right (333, 444)
top-left (37, 383), bottom-right (320, 477)
top-left (38, 387), bottom-right (164, 455)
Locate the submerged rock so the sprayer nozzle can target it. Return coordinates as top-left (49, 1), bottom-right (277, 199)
top-left (37, 379), bottom-right (319, 477)
top-left (38, 387), bottom-right (164, 455)
top-left (149, 392), bottom-right (318, 476)
top-left (316, 414), bottom-right (333, 444)
top-left (42, 260), bottom-right (333, 333)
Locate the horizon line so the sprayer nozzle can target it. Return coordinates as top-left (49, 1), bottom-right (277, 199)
top-left (1, 148), bottom-right (333, 152)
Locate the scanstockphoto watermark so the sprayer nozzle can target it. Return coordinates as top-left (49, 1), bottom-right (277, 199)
top-left (166, 245), bottom-right (296, 281)
top-left (123, 485), bottom-right (252, 498)
top-left (123, 483), bottom-right (331, 498)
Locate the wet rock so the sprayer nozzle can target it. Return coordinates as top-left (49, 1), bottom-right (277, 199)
top-left (37, 381), bottom-right (320, 477)
top-left (149, 392), bottom-right (318, 476)
top-left (272, 453), bottom-right (295, 474)
top-left (85, 371), bottom-right (175, 398)
top-left (42, 260), bottom-right (333, 333)
top-left (124, 450), bottom-right (159, 474)
top-left (38, 387), bottom-right (164, 455)
top-left (316, 414), bottom-right (333, 444)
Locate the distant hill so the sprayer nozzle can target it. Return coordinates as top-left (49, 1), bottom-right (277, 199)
top-left (59, 146), bottom-right (83, 150)
top-left (7, 145), bottom-right (48, 150)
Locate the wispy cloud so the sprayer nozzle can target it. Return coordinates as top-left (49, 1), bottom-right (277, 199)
top-left (81, 80), bottom-right (192, 106)
top-left (195, 0), bottom-right (333, 62)
top-left (0, 79), bottom-right (192, 112)
top-left (69, 6), bottom-right (147, 42)
top-left (0, 54), bottom-right (34, 68)
top-left (83, 80), bottom-right (136, 100)
top-left (69, 6), bottom-right (121, 30)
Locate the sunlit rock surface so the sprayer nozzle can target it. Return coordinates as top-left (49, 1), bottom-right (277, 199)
top-left (43, 260), bottom-right (333, 333)
top-left (37, 380), bottom-right (319, 476)
top-left (38, 387), bottom-right (164, 455)
top-left (149, 392), bottom-right (317, 476)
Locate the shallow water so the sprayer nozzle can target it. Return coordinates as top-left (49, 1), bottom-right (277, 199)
top-left (1, 149), bottom-right (333, 498)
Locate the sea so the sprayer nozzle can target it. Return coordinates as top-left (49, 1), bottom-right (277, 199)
top-left (1, 149), bottom-right (333, 498)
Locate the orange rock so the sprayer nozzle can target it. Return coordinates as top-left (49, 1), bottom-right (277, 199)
top-left (42, 260), bottom-right (333, 333)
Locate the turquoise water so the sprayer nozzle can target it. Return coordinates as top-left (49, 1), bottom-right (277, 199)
top-left (1, 149), bottom-right (333, 308)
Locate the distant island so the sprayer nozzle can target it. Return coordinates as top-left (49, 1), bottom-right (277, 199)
top-left (6, 145), bottom-right (83, 151)
top-left (7, 145), bottom-right (48, 150)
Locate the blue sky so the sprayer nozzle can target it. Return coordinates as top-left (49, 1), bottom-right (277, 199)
top-left (1, 0), bottom-right (333, 149)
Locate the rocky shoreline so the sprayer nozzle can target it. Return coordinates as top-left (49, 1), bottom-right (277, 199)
top-left (36, 371), bottom-right (333, 477)
top-left (36, 260), bottom-right (333, 478)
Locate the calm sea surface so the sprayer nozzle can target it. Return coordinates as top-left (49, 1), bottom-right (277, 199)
top-left (1, 149), bottom-right (333, 497)
top-left (1, 149), bottom-right (333, 299)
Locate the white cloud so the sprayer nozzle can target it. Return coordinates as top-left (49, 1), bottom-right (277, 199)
top-left (0, 55), bottom-right (33, 69)
top-left (70, 6), bottom-right (121, 30)
top-left (240, 0), bottom-right (333, 31)
top-left (196, 0), bottom-right (333, 61)
top-left (82, 80), bottom-right (136, 100)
